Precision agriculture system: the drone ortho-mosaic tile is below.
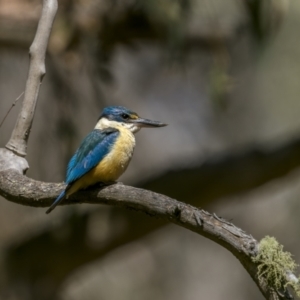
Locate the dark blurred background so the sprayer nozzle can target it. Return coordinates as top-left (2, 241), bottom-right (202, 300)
top-left (0, 0), bottom-right (299, 299)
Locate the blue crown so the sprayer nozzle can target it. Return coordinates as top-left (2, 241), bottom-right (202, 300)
top-left (98, 106), bottom-right (138, 122)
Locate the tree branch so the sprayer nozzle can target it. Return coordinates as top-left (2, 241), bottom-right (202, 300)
top-left (0, 169), bottom-right (295, 300)
top-left (5, 0), bottom-right (58, 157)
top-left (0, 1), bottom-right (297, 299)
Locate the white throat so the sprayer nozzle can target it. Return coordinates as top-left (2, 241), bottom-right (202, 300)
top-left (95, 117), bottom-right (141, 134)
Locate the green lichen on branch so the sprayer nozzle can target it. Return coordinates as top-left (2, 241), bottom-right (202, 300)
top-left (252, 236), bottom-right (300, 297)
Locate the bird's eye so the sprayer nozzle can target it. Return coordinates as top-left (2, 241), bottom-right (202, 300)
top-left (122, 113), bottom-right (129, 120)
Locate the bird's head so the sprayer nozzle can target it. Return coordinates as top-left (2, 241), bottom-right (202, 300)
top-left (95, 106), bottom-right (167, 133)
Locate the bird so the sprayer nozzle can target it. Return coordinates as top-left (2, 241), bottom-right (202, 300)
top-left (46, 106), bottom-right (167, 214)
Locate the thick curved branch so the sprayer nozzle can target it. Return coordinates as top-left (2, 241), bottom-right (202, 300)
top-left (0, 169), bottom-right (293, 300)
top-left (5, 0), bottom-right (58, 157)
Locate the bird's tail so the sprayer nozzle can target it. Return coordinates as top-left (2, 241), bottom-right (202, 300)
top-left (46, 190), bottom-right (66, 214)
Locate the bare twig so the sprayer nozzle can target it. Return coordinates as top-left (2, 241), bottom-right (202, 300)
top-left (5, 0), bottom-right (58, 157)
top-left (0, 169), bottom-right (296, 300)
top-left (0, 91), bottom-right (24, 129)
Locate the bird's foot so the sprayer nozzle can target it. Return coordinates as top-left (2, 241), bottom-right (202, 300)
top-left (93, 181), bottom-right (118, 188)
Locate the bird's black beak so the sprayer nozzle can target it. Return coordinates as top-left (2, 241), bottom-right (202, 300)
top-left (131, 118), bottom-right (167, 128)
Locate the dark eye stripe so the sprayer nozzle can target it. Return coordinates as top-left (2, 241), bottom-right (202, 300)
top-left (121, 113), bottom-right (129, 119)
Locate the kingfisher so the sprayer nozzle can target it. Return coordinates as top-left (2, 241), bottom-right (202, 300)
top-left (46, 106), bottom-right (167, 214)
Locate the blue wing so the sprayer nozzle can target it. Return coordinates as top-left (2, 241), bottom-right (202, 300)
top-left (46, 128), bottom-right (119, 214)
top-left (66, 128), bottom-right (119, 184)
